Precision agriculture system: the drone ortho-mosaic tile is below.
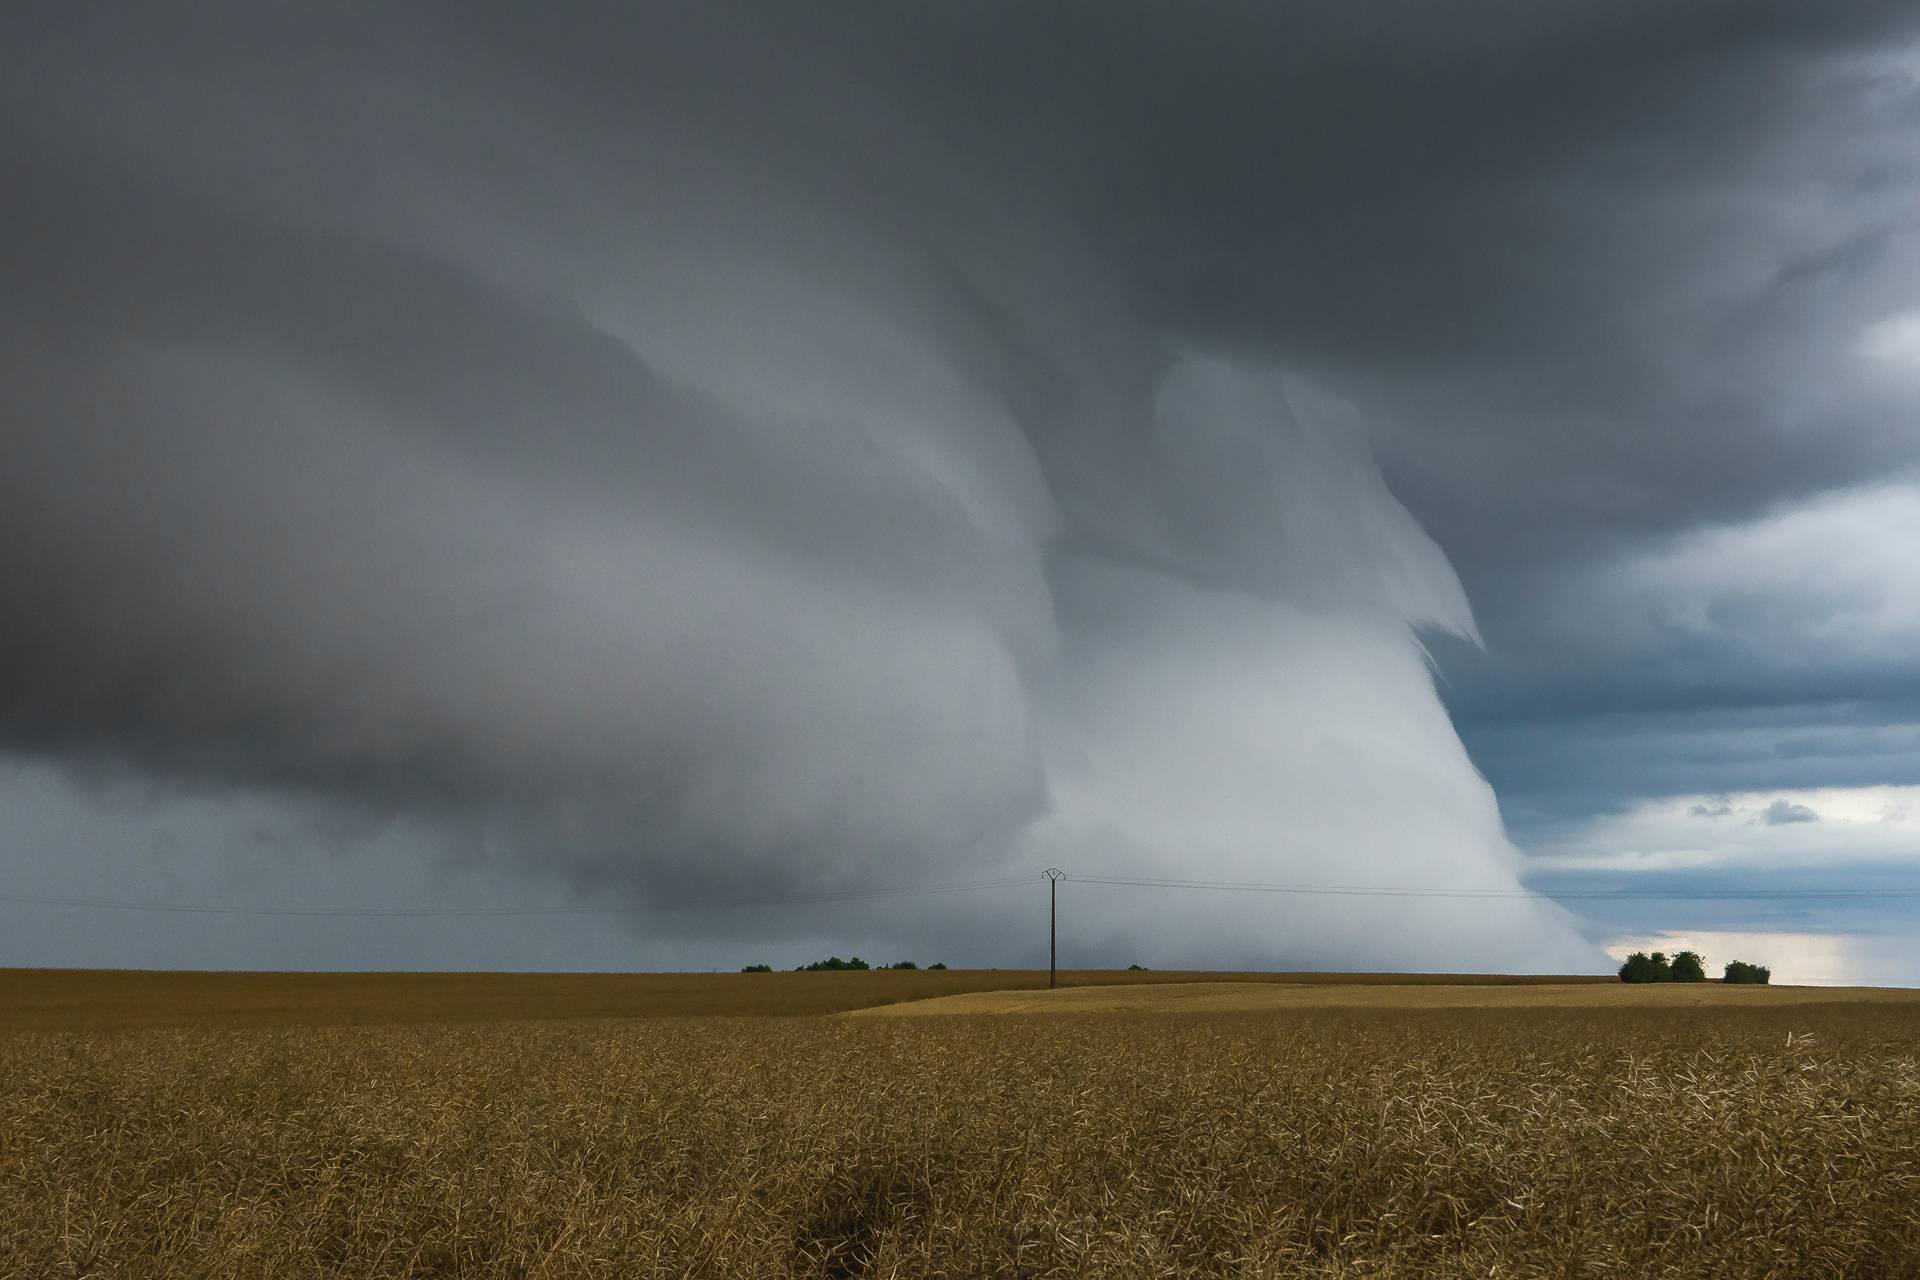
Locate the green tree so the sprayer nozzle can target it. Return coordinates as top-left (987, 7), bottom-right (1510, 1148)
top-left (1669, 951), bottom-right (1707, 982)
top-left (1619, 951), bottom-right (1658, 983)
top-left (1723, 960), bottom-right (1772, 984)
top-left (1628, 951), bottom-right (1674, 982)
top-left (795, 956), bottom-right (871, 971)
top-left (740, 963), bottom-right (773, 973)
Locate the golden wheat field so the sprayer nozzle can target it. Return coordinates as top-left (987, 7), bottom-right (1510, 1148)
top-left (4, 974), bottom-right (1919, 1278)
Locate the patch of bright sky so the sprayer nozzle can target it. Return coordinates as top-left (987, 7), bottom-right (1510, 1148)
top-left (1530, 785), bottom-right (1920, 874)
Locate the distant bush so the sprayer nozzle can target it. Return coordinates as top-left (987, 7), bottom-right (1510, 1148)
top-left (1128, 964), bottom-right (1147, 971)
top-left (1669, 951), bottom-right (1707, 983)
top-left (795, 956), bottom-right (871, 972)
top-left (927, 962), bottom-right (947, 970)
top-left (889, 961), bottom-right (918, 970)
top-left (1723, 960), bottom-right (1772, 985)
top-left (1619, 951), bottom-right (1672, 983)
top-left (740, 964), bottom-right (773, 973)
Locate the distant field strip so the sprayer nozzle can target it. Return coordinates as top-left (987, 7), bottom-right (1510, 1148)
top-left (853, 979), bottom-right (1920, 1016)
top-left (0, 968), bottom-right (1612, 1029)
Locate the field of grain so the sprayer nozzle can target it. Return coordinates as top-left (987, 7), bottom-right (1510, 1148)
top-left (4, 976), bottom-right (1918, 1277)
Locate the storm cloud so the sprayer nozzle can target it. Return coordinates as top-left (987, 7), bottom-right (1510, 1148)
top-left (4, 2), bottom-right (1919, 973)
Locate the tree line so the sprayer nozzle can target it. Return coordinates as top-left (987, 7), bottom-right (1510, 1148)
top-left (741, 957), bottom-right (947, 972)
top-left (1618, 951), bottom-right (1770, 984)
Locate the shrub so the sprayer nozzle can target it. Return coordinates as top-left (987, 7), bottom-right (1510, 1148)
top-left (889, 961), bottom-right (918, 970)
top-left (927, 963), bottom-right (947, 970)
top-left (740, 964), bottom-right (773, 973)
top-left (794, 956), bottom-right (871, 972)
top-left (1723, 960), bottom-right (1772, 985)
top-left (1128, 964), bottom-right (1148, 971)
top-left (1619, 952), bottom-right (1661, 983)
top-left (1669, 951), bottom-right (1707, 983)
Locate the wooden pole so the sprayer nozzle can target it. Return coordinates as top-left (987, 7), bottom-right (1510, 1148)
top-left (1043, 868), bottom-right (1063, 989)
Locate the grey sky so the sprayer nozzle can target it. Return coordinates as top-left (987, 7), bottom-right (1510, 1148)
top-left (5, 3), bottom-right (1920, 979)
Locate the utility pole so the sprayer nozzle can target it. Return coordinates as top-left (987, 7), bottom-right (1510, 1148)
top-left (1043, 868), bottom-right (1064, 988)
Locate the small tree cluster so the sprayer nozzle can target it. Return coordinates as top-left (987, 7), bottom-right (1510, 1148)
top-left (1618, 950), bottom-right (1708, 983)
top-left (1723, 960), bottom-right (1772, 984)
top-left (795, 956), bottom-right (871, 971)
top-left (761, 957), bottom-right (947, 971)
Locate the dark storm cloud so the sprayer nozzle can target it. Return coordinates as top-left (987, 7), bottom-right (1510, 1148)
top-left (855, 1), bottom-right (1920, 515)
top-left (4, 1), bottom-right (1920, 967)
top-left (3, 1), bottom-right (1096, 897)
